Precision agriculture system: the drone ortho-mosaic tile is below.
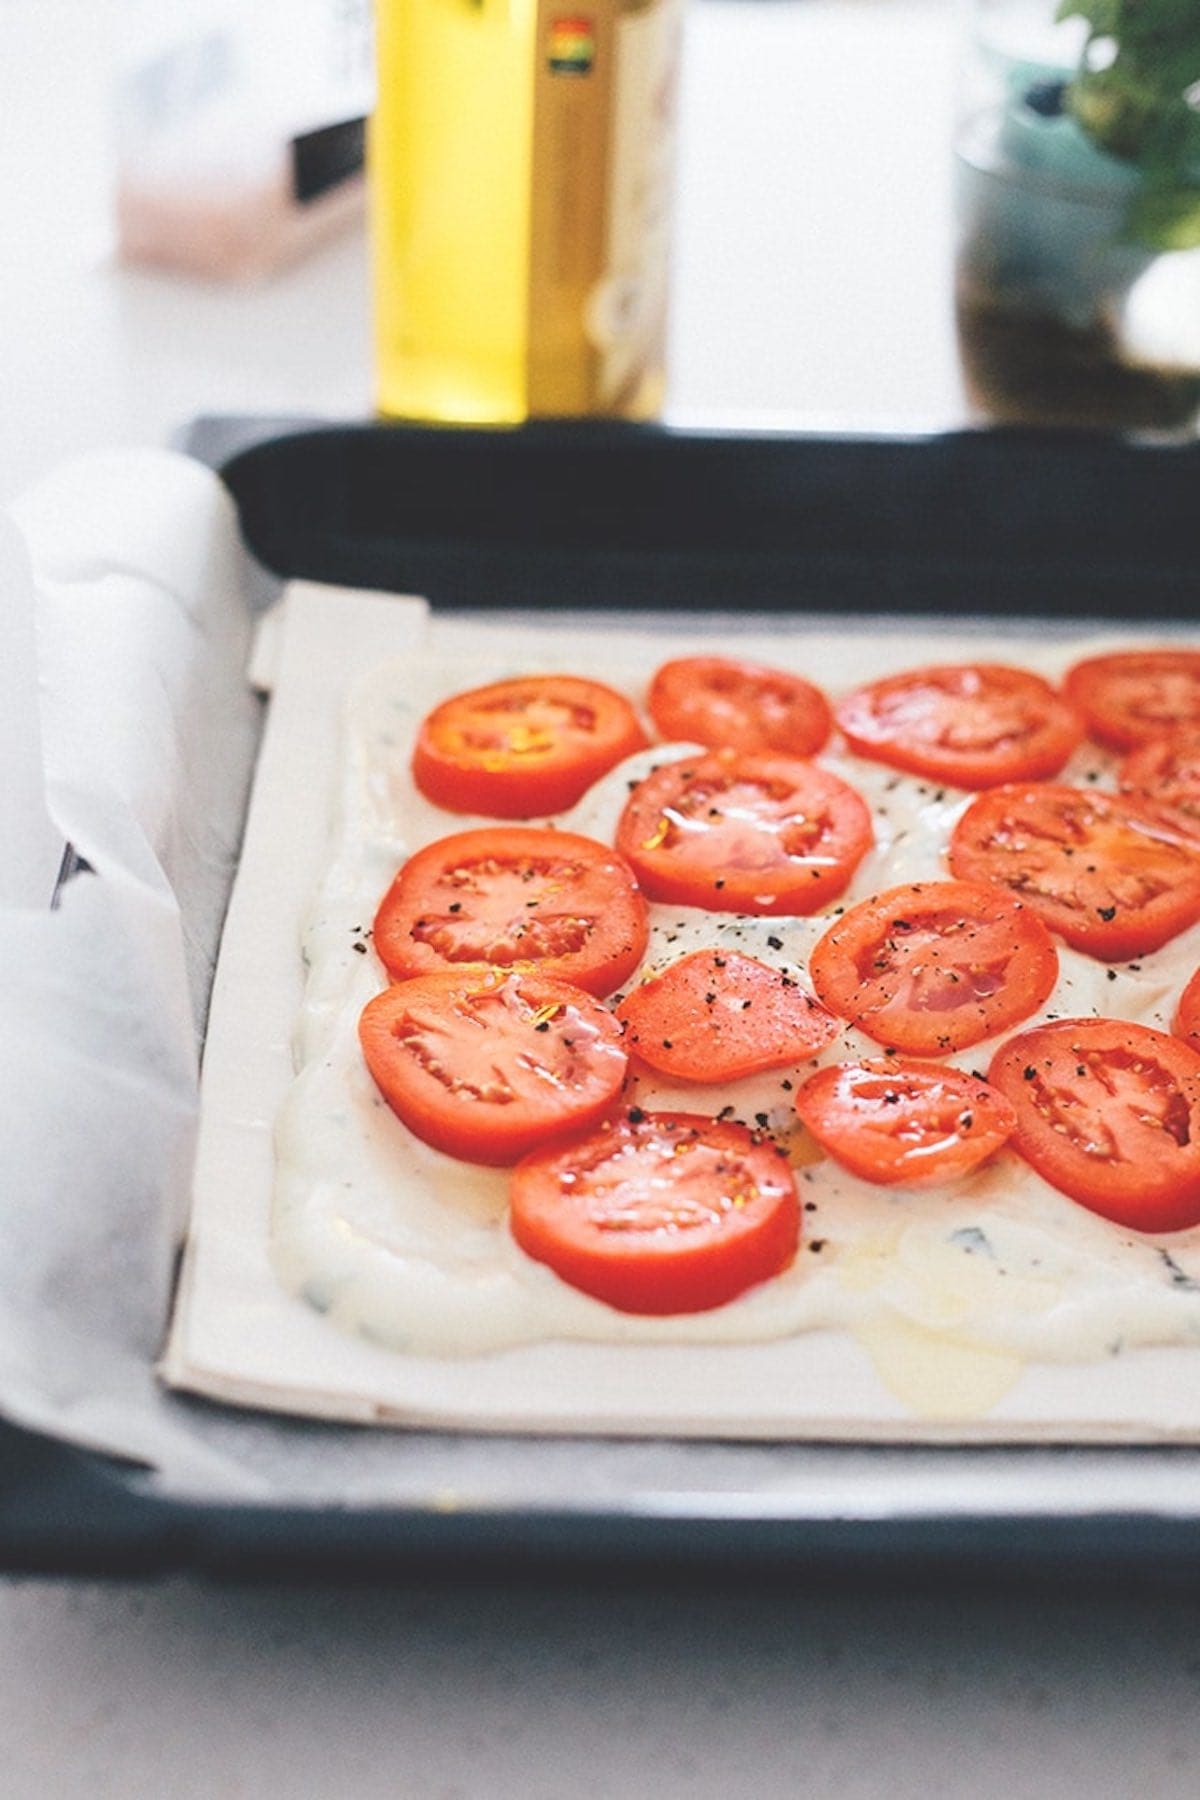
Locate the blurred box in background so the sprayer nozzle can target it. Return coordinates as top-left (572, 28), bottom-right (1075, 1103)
top-left (115, 0), bottom-right (374, 281)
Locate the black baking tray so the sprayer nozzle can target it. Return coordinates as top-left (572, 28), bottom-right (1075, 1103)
top-left (201, 414), bottom-right (1199, 618)
top-left (5, 416), bottom-right (1200, 1584)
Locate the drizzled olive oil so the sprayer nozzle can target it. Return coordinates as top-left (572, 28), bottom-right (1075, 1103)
top-left (370, 0), bottom-right (682, 422)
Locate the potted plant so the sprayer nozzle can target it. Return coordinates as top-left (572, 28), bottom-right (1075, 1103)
top-left (954, 0), bottom-right (1200, 430)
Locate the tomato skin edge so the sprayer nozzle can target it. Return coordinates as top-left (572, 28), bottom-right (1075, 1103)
top-left (615, 948), bottom-right (839, 1083)
top-left (834, 662), bottom-right (1083, 789)
top-left (949, 785), bottom-right (1200, 962)
top-left (357, 972), bottom-right (630, 1167)
top-left (412, 734), bottom-right (646, 819)
top-left (1119, 731), bottom-right (1200, 844)
top-left (412, 675), bottom-right (649, 819)
top-left (794, 1059), bottom-right (1016, 1188)
top-left (807, 879), bottom-right (1059, 1056)
top-left (988, 1020), bottom-right (1200, 1235)
top-left (1173, 968), bottom-right (1200, 1052)
top-left (509, 1112), bottom-right (801, 1315)
top-left (509, 1189), bottom-right (800, 1314)
top-left (614, 750), bottom-right (873, 917)
top-left (1063, 650), bottom-right (1200, 753)
top-left (647, 655), bottom-right (832, 758)
top-left (372, 826), bottom-right (650, 999)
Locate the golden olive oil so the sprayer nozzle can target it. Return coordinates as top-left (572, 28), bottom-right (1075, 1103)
top-left (370, 0), bottom-right (682, 423)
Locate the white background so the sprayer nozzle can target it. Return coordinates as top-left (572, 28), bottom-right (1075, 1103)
top-left (5, 2), bottom-right (1200, 1796)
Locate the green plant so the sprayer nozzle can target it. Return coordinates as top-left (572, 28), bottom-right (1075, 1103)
top-left (1058, 0), bottom-right (1200, 247)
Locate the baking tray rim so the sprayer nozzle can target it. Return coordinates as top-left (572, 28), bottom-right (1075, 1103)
top-left (7, 412), bottom-right (1200, 1581)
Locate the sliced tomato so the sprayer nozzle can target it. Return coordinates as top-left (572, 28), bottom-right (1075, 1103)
top-left (1119, 729), bottom-right (1200, 842)
top-left (834, 662), bottom-right (1082, 789)
top-left (1063, 648), bottom-right (1200, 752)
top-left (616, 948), bottom-right (838, 1083)
top-left (949, 784), bottom-right (1200, 960)
top-left (373, 827), bottom-right (648, 996)
top-left (509, 1110), bottom-right (800, 1314)
top-left (615, 750), bottom-right (873, 915)
top-left (412, 674), bottom-right (648, 817)
top-left (647, 655), bottom-right (831, 757)
top-left (1175, 969), bottom-right (1200, 1052)
top-left (988, 1018), bottom-right (1200, 1233)
top-left (795, 1060), bottom-right (1016, 1187)
top-left (808, 879), bottom-right (1058, 1055)
top-left (359, 970), bottom-right (628, 1165)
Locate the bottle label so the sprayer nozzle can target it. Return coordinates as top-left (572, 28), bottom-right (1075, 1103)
top-left (527, 0), bottom-right (682, 414)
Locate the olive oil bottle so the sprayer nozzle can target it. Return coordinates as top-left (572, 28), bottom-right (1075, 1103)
top-left (369, 0), bottom-right (683, 423)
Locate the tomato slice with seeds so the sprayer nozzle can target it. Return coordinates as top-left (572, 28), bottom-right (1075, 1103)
top-left (1175, 969), bottom-right (1200, 1052)
top-left (1063, 648), bottom-right (1200, 753)
top-left (834, 662), bottom-right (1082, 789)
top-left (808, 879), bottom-right (1058, 1055)
top-left (647, 655), bottom-right (831, 757)
top-left (359, 970), bottom-right (628, 1165)
top-left (373, 827), bottom-right (648, 996)
top-left (509, 1110), bottom-right (800, 1314)
top-left (1119, 728), bottom-right (1200, 842)
top-left (616, 948), bottom-right (839, 1083)
top-left (949, 783), bottom-right (1200, 960)
top-left (795, 1060), bottom-right (1016, 1188)
top-left (412, 674), bottom-right (648, 817)
top-left (988, 1018), bottom-right (1200, 1233)
top-left (615, 750), bottom-right (873, 915)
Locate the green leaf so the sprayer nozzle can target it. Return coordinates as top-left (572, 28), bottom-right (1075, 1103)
top-left (1069, 67), bottom-right (1159, 160)
top-left (1124, 183), bottom-right (1200, 250)
top-left (1120, 0), bottom-right (1200, 47)
top-left (1061, 0), bottom-right (1200, 188)
top-left (1103, 0), bottom-right (1200, 45)
top-left (1118, 46), bottom-right (1200, 98)
top-left (1056, 0), bottom-right (1118, 29)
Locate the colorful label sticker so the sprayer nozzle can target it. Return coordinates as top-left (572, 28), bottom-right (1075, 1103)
top-left (548, 16), bottom-right (595, 75)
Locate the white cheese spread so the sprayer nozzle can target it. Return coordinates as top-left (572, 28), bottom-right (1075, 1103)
top-left (270, 638), bottom-right (1200, 1415)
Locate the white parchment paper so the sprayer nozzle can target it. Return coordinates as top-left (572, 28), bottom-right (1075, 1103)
top-left (0, 449), bottom-right (268, 1491)
top-left (9, 446), bottom-right (1200, 1524)
top-left (0, 448), bottom-right (924, 1509)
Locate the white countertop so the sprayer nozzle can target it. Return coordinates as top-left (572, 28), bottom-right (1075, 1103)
top-left (5, 3), bottom-right (1200, 1796)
